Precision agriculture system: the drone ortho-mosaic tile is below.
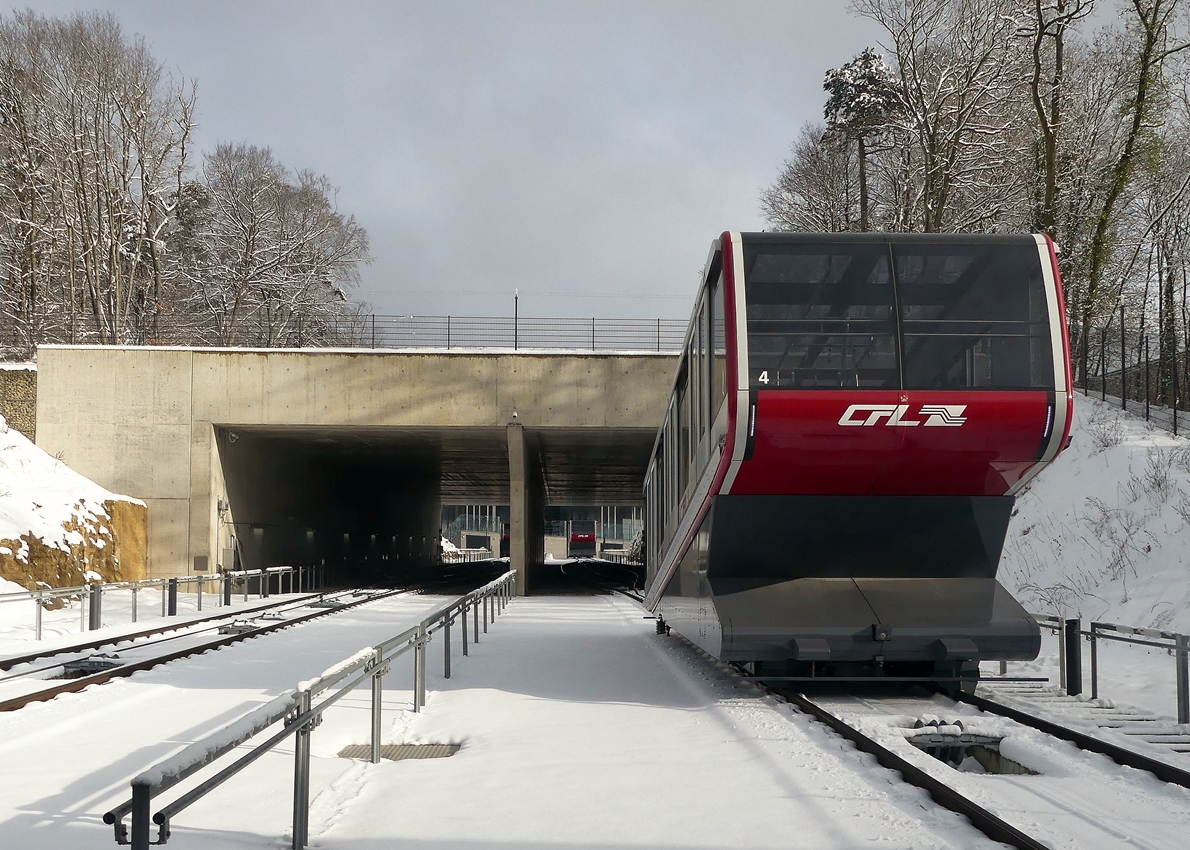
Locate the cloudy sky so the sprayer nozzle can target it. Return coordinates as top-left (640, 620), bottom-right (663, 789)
top-left (23, 1), bottom-right (885, 320)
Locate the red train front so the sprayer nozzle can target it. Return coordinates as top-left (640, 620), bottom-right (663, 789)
top-left (643, 232), bottom-right (1073, 683)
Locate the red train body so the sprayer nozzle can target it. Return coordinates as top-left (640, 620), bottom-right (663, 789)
top-left (644, 232), bottom-right (1073, 680)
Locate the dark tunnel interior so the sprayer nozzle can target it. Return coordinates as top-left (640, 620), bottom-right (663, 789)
top-left (213, 425), bottom-right (654, 588)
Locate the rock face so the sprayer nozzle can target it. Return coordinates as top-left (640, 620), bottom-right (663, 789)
top-left (0, 366), bottom-right (36, 441)
top-left (0, 413), bottom-right (147, 589)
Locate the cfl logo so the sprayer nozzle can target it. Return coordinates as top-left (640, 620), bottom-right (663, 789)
top-left (838, 404), bottom-right (968, 427)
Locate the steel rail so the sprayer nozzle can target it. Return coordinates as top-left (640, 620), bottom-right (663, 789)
top-left (955, 691), bottom-right (1190, 790)
top-left (773, 688), bottom-right (1051, 850)
top-left (0, 590), bottom-right (400, 714)
top-left (0, 592), bottom-right (327, 672)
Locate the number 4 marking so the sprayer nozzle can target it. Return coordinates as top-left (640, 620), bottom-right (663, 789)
top-left (758, 370), bottom-right (770, 384)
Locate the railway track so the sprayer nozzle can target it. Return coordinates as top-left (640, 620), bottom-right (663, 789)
top-left (766, 683), bottom-right (1190, 850)
top-left (0, 588), bottom-right (400, 714)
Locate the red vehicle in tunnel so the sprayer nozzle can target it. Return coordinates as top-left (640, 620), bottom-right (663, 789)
top-left (643, 232), bottom-right (1073, 682)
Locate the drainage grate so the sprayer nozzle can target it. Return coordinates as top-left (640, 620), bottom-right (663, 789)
top-left (908, 731), bottom-right (1037, 775)
top-left (338, 744), bottom-right (460, 761)
top-left (56, 654), bottom-right (123, 679)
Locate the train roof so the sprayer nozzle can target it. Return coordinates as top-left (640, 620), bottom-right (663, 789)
top-left (738, 232), bottom-right (1042, 246)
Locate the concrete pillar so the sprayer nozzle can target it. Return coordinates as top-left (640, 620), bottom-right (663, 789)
top-left (508, 423), bottom-right (529, 595)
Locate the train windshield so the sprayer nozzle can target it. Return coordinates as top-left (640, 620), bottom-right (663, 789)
top-left (742, 236), bottom-right (1054, 391)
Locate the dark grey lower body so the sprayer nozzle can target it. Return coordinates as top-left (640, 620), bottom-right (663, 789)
top-left (652, 495), bottom-right (1040, 667)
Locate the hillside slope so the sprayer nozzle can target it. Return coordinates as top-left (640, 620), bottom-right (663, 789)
top-left (0, 414), bottom-right (146, 588)
top-left (1002, 395), bottom-right (1190, 632)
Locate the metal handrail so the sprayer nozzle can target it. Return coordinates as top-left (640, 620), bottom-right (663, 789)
top-left (1031, 613), bottom-right (1189, 724)
top-left (0, 565), bottom-right (320, 640)
top-left (104, 570), bottom-right (516, 849)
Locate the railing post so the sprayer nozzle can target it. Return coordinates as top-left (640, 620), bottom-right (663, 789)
top-left (462, 599), bottom-right (469, 656)
top-left (34, 591), bottom-right (42, 640)
top-left (1177, 633), bottom-right (1189, 725)
top-left (413, 626), bottom-right (426, 712)
top-left (473, 598), bottom-right (480, 644)
top-left (371, 650), bottom-right (384, 763)
top-left (131, 585), bottom-right (138, 623)
top-left (168, 578), bottom-right (178, 616)
top-left (444, 611), bottom-right (452, 679)
top-left (80, 588), bottom-right (87, 632)
top-left (224, 574), bottom-right (232, 606)
top-left (197, 577), bottom-right (203, 612)
top-left (243, 574), bottom-right (249, 602)
top-left (1058, 618), bottom-right (1067, 692)
top-left (483, 594), bottom-right (489, 634)
top-left (89, 584), bottom-right (102, 630)
top-left (1090, 623), bottom-right (1099, 699)
top-left (131, 780), bottom-right (152, 850)
top-left (263, 570), bottom-right (270, 599)
top-left (1065, 618), bottom-right (1082, 696)
top-left (292, 690), bottom-right (312, 850)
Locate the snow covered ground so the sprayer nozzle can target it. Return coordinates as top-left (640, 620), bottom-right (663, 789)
top-left (1, 593), bottom-right (1020, 850)
top-left (0, 592), bottom-right (447, 848)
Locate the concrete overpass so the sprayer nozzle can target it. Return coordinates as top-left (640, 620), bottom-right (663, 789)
top-left (34, 346), bottom-right (677, 593)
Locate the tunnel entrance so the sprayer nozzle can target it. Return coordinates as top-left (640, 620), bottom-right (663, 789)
top-left (216, 426), bottom-right (507, 586)
top-left (214, 425), bottom-right (654, 592)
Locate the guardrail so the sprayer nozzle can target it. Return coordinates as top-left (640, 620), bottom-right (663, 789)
top-left (0, 565), bottom-right (322, 640)
top-left (1033, 613), bottom-right (1190, 724)
top-left (104, 570), bottom-right (516, 849)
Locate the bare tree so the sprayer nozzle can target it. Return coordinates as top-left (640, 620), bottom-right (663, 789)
top-left (173, 142), bottom-right (370, 347)
top-left (761, 124), bottom-right (859, 232)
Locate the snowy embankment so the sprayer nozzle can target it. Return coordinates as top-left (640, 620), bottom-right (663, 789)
top-left (1002, 394), bottom-right (1190, 631)
top-left (0, 414), bottom-right (146, 589)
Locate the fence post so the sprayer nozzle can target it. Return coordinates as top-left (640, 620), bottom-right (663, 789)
top-left (474, 598), bottom-right (480, 644)
top-left (168, 578), bottom-right (178, 616)
top-left (1120, 304), bottom-right (1126, 410)
top-left (197, 577), bottom-right (203, 612)
top-left (263, 571), bottom-right (270, 599)
top-left (1101, 327), bottom-right (1107, 401)
top-left (243, 574), bottom-right (249, 602)
top-left (1065, 618), bottom-right (1082, 696)
top-left (462, 599), bottom-right (469, 656)
top-left (371, 649), bottom-right (384, 763)
top-left (131, 586), bottom-right (138, 623)
top-left (89, 584), bottom-right (102, 630)
top-left (292, 690), bottom-right (312, 850)
top-left (1146, 336), bottom-right (1151, 420)
top-left (35, 591), bottom-right (42, 640)
top-left (483, 594), bottom-right (489, 634)
top-left (1177, 633), bottom-right (1189, 725)
top-left (131, 779), bottom-right (152, 850)
top-left (224, 574), bottom-right (232, 606)
top-left (1090, 623), bottom-right (1099, 700)
top-left (444, 611), bottom-right (452, 679)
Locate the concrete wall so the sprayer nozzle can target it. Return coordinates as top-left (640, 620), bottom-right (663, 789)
top-left (35, 347), bottom-right (676, 587)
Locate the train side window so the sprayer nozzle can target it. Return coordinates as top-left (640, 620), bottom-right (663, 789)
top-left (676, 360), bottom-right (690, 496)
top-left (710, 271), bottom-right (727, 418)
top-left (742, 242), bottom-right (899, 389)
top-left (895, 241), bottom-right (1054, 390)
